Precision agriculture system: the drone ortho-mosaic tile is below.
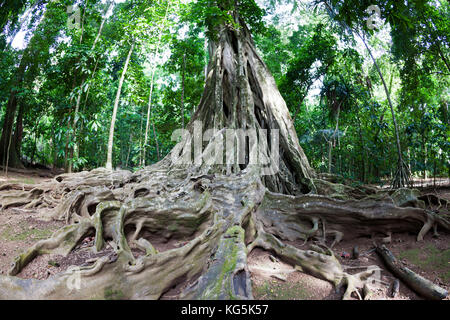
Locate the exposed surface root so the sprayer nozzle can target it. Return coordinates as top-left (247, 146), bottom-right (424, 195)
top-left (247, 217), bottom-right (382, 300)
top-left (0, 164), bottom-right (447, 300)
top-left (391, 159), bottom-right (412, 189)
top-left (0, 168), bottom-right (132, 221)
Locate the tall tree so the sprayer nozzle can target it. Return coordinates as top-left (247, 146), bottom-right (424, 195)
top-left (106, 40), bottom-right (135, 170)
top-left (142, 0), bottom-right (173, 165)
top-left (0, 0), bottom-right (66, 168)
top-left (68, 1), bottom-right (114, 173)
top-left (318, 0), bottom-right (411, 188)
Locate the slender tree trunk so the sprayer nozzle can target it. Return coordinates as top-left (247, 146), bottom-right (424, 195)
top-left (143, 69), bottom-right (158, 164)
top-left (407, 147), bottom-right (412, 177)
top-left (143, 2), bottom-right (170, 165)
top-left (358, 34), bottom-right (408, 187)
top-left (13, 104), bottom-right (24, 159)
top-left (433, 150), bottom-right (436, 187)
top-left (139, 108), bottom-right (144, 167)
top-left (356, 114), bottom-right (366, 182)
top-left (423, 134), bottom-right (428, 180)
top-left (80, 0), bottom-right (88, 42)
top-left (30, 116), bottom-right (40, 164)
top-left (181, 52), bottom-right (186, 129)
top-left (328, 139), bottom-right (332, 174)
top-left (0, 67), bottom-right (25, 169)
top-left (68, 92), bottom-right (82, 173)
top-left (361, 37), bottom-right (402, 162)
top-left (106, 40), bottom-right (135, 170)
top-left (126, 133), bottom-right (133, 168)
top-left (4, 107), bottom-right (17, 177)
top-left (81, 3), bottom-right (112, 107)
top-left (51, 126), bottom-right (57, 169)
top-left (67, 2), bottom-right (87, 173)
top-left (151, 106), bottom-right (160, 161)
top-left (327, 102), bottom-right (341, 175)
top-left (333, 103), bottom-right (341, 145)
top-left (69, 3), bottom-right (111, 173)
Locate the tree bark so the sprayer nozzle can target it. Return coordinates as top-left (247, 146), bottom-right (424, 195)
top-left (69, 3), bottom-right (112, 173)
top-left (106, 40), bottom-right (135, 170)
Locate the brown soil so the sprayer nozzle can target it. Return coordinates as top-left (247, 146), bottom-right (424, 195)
top-left (0, 210), bottom-right (65, 277)
top-left (249, 232), bottom-right (450, 300)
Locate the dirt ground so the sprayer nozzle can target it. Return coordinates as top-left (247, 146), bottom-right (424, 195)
top-left (0, 169), bottom-right (449, 300)
top-left (250, 185), bottom-right (450, 300)
top-left (0, 170), bottom-right (63, 278)
top-left (249, 233), bottom-right (449, 300)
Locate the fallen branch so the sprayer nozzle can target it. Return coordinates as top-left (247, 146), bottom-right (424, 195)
top-left (376, 244), bottom-right (448, 300)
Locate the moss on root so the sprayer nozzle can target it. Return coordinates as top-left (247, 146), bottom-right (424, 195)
top-left (104, 287), bottom-right (125, 300)
top-left (1, 226), bottom-right (53, 242)
top-left (253, 280), bottom-right (313, 300)
top-left (196, 226), bottom-right (246, 300)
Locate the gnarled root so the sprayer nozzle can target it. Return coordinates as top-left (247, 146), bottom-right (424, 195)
top-left (0, 168), bottom-right (261, 300)
top-left (0, 166), bottom-right (449, 300)
top-left (247, 220), bottom-right (381, 300)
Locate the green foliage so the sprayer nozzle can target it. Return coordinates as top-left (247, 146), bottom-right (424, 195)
top-left (188, 0), bottom-right (266, 40)
top-left (0, 0), bottom-right (447, 184)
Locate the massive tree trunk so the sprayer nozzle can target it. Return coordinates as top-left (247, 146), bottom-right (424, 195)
top-left (161, 18), bottom-right (316, 195)
top-left (0, 15), bottom-right (448, 300)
